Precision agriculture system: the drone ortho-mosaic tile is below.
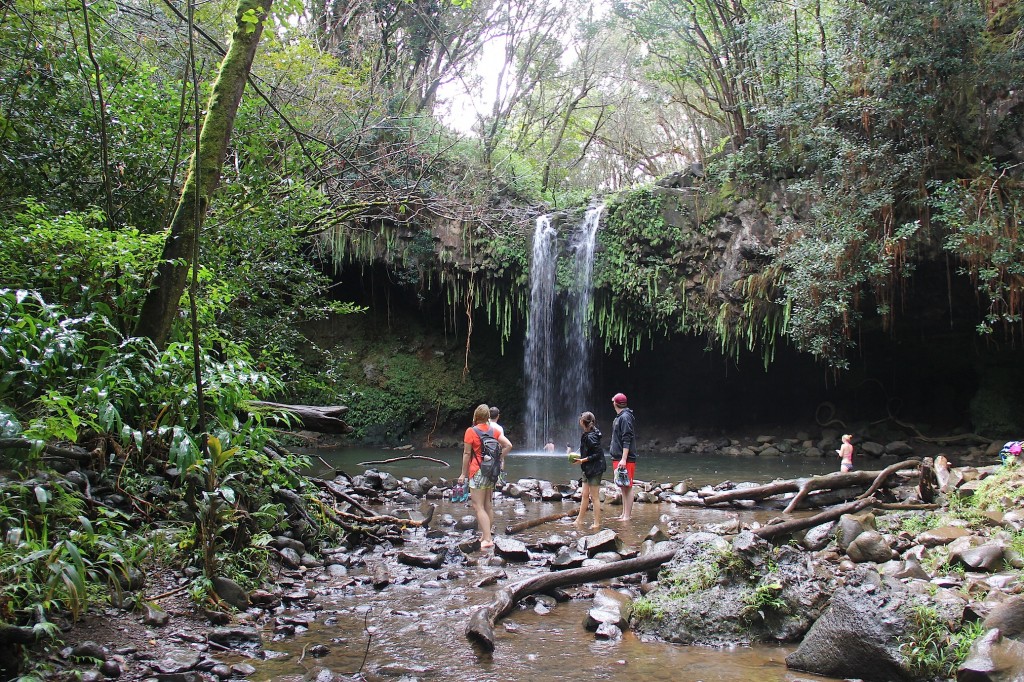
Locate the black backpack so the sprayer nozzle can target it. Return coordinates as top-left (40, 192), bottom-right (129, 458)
top-left (472, 426), bottom-right (503, 483)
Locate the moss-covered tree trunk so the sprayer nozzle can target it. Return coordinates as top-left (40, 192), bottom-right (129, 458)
top-left (134, 0), bottom-right (273, 348)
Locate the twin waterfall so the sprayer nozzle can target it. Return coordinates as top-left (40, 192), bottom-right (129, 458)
top-left (524, 206), bottom-right (604, 450)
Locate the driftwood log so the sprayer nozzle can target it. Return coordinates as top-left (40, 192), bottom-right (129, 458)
top-left (754, 497), bottom-right (876, 541)
top-left (700, 459), bottom-right (920, 513)
top-left (466, 548), bottom-right (677, 652)
top-left (0, 437), bottom-right (95, 462)
top-left (249, 401), bottom-right (352, 434)
top-left (357, 454), bottom-right (449, 467)
top-left (505, 507), bottom-right (581, 535)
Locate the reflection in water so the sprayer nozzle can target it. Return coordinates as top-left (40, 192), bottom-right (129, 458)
top-left (248, 450), bottom-right (846, 681)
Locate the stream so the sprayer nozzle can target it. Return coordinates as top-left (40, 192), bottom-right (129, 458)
top-left (241, 449), bottom-right (848, 681)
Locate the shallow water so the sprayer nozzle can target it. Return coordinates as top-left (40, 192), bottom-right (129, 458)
top-left (242, 449), bottom-right (845, 682)
top-left (316, 447), bottom-right (840, 489)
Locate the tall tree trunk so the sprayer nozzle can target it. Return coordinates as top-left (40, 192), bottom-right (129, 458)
top-left (134, 0), bottom-right (273, 348)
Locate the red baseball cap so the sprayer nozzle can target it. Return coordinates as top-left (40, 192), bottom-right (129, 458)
top-left (612, 393), bottom-right (628, 406)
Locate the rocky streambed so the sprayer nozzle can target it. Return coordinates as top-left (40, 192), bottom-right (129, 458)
top-left (19, 443), bottom-right (1024, 682)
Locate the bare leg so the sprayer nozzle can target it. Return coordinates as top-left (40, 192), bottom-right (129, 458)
top-left (575, 481), bottom-right (590, 526)
top-left (589, 482), bottom-right (601, 529)
top-left (620, 484), bottom-right (634, 521)
top-left (471, 487), bottom-right (493, 546)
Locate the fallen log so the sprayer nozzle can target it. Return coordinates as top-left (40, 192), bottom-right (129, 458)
top-left (0, 438), bottom-right (94, 462)
top-left (0, 623), bottom-right (44, 645)
top-left (505, 507), bottom-right (581, 535)
top-left (754, 497), bottom-right (876, 541)
top-left (248, 401), bottom-right (352, 434)
top-left (784, 458), bottom-right (919, 512)
top-left (699, 461), bottom-right (918, 511)
top-left (466, 548), bottom-right (677, 652)
top-left (357, 454), bottom-right (449, 467)
top-left (310, 477), bottom-right (376, 516)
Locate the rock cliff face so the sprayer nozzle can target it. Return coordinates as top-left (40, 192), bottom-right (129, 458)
top-left (318, 168), bottom-right (1024, 442)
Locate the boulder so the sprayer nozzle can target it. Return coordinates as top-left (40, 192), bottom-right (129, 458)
top-left (917, 525), bottom-right (971, 547)
top-left (846, 531), bottom-right (894, 564)
top-left (583, 589), bottom-right (633, 632)
top-left (983, 596), bottom-right (1024, 639)
top-left (493, 536), bottom-right (530, 562)
top-left (785, 586), bottom-right (916, 681)
top-left (800, 522), bottom-right (835, 551)
top-left (578, 529), bottom-right (624, 557)
top-left (837, 512), bottom-right (875, 551)
top-left (952, 543), bottom-right (1006, 573)
top-left (958, 628), bottom-right (1024, 682)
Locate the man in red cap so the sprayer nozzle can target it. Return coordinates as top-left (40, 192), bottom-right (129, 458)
top-left (610, 392), bottom-right (636, 521)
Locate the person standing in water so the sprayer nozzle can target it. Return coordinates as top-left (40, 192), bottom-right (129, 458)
top-left (570, 411), bottom-right (605, 530)
top-left (838, 434), bottom-right (854, 472)
top-left (459, 404), bottom-right (512, 549)
top-left (609, 392), bottom-right (636, 522)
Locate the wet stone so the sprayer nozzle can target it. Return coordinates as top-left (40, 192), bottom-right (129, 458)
top-left (493, 536), bottom-right (530, 562)
top-left (307, 644), bottom-right (330, 658)
top-left (210, 664), bottom-right (232, 679)
top-left (143, 604), bottom-right (170, 627)
top-left (211, 576), bottom-right (250, 610)
top-left (99, 659), bottom-right (122, 678)
top-left (79, 670), bottom-right (104, 682)
top-left (207, 627), bottom-right (263, 651)
top-left (230, 662), bottom-right (257, 676)
top-left (152, 650), bottom-right (200, 675)
top-left (455, 516), bottom-right (477, 531)
top-left (71, 641), bottom-right (108, 662)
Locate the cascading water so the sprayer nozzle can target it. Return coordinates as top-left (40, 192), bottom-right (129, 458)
top-left (524, 214), bottom-right (559, 450)
top-left (561, 205), bottom-right (604, 436)
top-left (523, 206), bottom-right (603, 450)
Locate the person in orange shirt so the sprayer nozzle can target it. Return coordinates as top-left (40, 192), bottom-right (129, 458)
top-left (458, 404), bottom-right (512, 549)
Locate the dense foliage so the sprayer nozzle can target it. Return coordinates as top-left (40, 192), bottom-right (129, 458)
top-left (0, 0), bottom-right (1023, 672)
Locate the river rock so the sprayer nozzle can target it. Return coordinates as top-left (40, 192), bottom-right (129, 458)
top-left (958, 628), bottom-right (1024, 681)
top-left (916, 525), bottom-right (971, 547)
top-left (982, 596), bottom-right (1024, 638)
top-left (837, 512), bottom-right (874, 551)
top-left (277, 547), bottom-right (302, 569)
top-left (885, 441), bottom-right (914, 456)
top-left (78, 672), bottom-right (103, 682)
top-left (271, 536), bottom-right (305, 554)
top-left (540, 486), bottom-right (562, 501)
top-left (71, 642), bottom-right (107, 662)
top-left (99, 660), bottom-right (121, 678)
top-left (551, 547), bottom-right (587, 570)
top-left (800, 522), bottom-right (835, 551)
top-left (584, 589), bottom-right (633, 631)
top-left (846, 531), bottom-right (893, 563)
top-left (579, 529), bottom-right (624, 556)
top-left (397, 551), bottom-right (445, 569)
top-left (952, 542), bottom-right (1006, 573)
top-left (143, 603), bottom-right (170, 626)
top-left (538, 534), bottom-right (569, 551)
top-left (785, 586), bottom-right (916, 681)
top-left (644, 526), bottom-right (670, 543)
top-left (455, 515), bottom-right (477, 531)
top-left (231, 662), bottom-right (257, 676)
top-left (210, 576), bottom-right (249, 610)
top-left (207, 627), bottom-right (263, 651)
top-left (152, 650), bottom-right (201, 674)
top-left (595, 622), bottom-right (622, 640)
top-left (860, 441), bottom-right (885, 457)
top-left (493, 536), bottom-right (530, 562)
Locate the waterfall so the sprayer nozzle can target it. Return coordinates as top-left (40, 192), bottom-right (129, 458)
top-left (523, 206), bottom-right (603, 450)
top-left (561, 205), bottom-right (604, 432)
top-left (524, 214), bottom-right (558, 450)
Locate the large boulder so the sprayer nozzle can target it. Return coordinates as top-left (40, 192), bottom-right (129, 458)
top-left (786, 583), bottom-right (919, 681)
top-left (958, 628), bottom-right (1024, 682)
